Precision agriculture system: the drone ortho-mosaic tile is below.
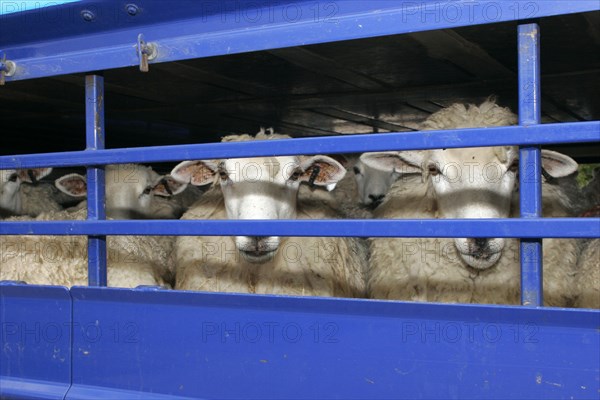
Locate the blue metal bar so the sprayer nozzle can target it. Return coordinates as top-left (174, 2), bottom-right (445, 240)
top-left (0, 121), bottom-right (598, 169)
top-left (0, 218), bottom-right (598, 238)
top-left (85, 74), bottom-right (107, 287)
top-left (1, 1), bottom-right (598, 82)
top-left (518, 23), bottom-right (543, 307)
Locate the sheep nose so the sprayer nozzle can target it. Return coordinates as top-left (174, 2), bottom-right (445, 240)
top-left (474, 238), bottom-right (488, 249)
top-left (368, 194), bottom-right (385, 208)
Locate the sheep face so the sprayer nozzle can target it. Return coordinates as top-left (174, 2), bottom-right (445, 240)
top-left (105, 165), bottom-right (166, 219)
top-left (0, 168), bottom-right (52, 215)
top-left (363, 148), bottom-right (516, 269)
top-left (55, 165), bottom-right (187, 219)
top-left (171, 155), bottom-right (346, 263)
top-left (362, 148), bottom-right (578, 270)
top-left (426, 147), bottom-right (518, 269)
top-left (354, 157), bottom-right (401, 209)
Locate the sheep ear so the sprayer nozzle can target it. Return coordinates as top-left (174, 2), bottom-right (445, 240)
top-left (360, 151), bottom-right (424, 174)
top-left (541, 150), bottom-right (578, 178)
top-left (55, 173), bottom-right (87, 198)
top-left (299, 155), bottom-right (346, 187)
top-left (151, 175), bottom-right (188, 197)
top-left (18, 167), bottom-right (53, 183)
top-left (171, 160), bottom-right (217, 186)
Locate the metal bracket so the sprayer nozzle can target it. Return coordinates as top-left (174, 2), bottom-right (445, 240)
top-left (0, 54), bottom-right (16, 85)
top-left (136, 34), bottom-right (157, 72)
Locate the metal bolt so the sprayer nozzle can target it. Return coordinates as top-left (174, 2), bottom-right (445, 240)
top-left (126, 4), bottom-right (139, 16)
top-left (0, 60), bottom-right (16, 76)
top-left (81, 9), bottom-right (95, 22)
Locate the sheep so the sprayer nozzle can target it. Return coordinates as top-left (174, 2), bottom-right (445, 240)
top-left (146, 178), bottom-right (206, 219)
top-left (0, 167), bottom-right (62, 218)
top-left (353, 157), bottom-right (401, 210)
top-left (573, 171), bottom-right (600, 309)
top-left (54, 164), bottom-right (189, 219)
top-left (170, 130), bottom-right (367, 297)
top-left (297, 153), bottom-right (369, 219)
top-left (0, 164), bottom-right (188, 288)
top-left (581, 167), bottom-right (600, 210)
top-left (298, 152), bottom-right (399, 219)
top-left (575, 238), bottom-right (599, 309)
top-left (363, 99), bottom-right (580, 306)
top-left (0, 208), bottom-right (172, 287)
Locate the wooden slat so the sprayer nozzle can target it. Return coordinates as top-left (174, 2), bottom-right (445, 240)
top-left (310, 107), bottom-right (415, 132)
top-left (268, 47), bottom-right (390, 90)
top-left (408, 29), bottom-right (514, 79)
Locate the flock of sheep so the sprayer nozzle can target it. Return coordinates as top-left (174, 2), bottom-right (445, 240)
top-left (0, 99), bottom-right (598, 308)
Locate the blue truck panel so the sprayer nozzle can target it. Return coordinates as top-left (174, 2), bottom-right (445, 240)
top-left (0, 1), bottom-right (598, 398)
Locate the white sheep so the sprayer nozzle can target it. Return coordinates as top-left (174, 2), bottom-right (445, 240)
top-left (298, 152), bottom-right (398, 219)
top-left (363, 99), bottom-right (580, 306)
top-left (353, 158), bottom-right (401, 210)
top-left (574, 238), bottom-right (599, 309)
top-left (0, 164), bottom-right (187, 288)
top-left (54, 164), bottom-right (188, 219)
top-left (297, 153), bottom-right (369, 219)
top-left (170, 130), bottom-right (367, 297)
top-left (0, 208), bottom-right (172, 287)
top-left (0, 167), bottom-right (62, 218)
top-left (574, 172), bottom-right (600, 309)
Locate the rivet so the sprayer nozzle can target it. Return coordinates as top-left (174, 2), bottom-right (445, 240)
top-left (81, 9), bottom-right (95, 22)
top-left (126, 4), bottom-right (139, 16)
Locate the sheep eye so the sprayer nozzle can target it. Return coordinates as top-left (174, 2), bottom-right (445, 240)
top-left (218, 170), bottom-right (229, 180)
top-left (428, 164), bottom-right (440, 176)
top-left (8, 173), bottom-right (18, 182)
top-left (142, 186), bottom-right (152, 195)
top-left (353, 166), bottom-right (361, 175)
top-left (508, 161), bottom-right (519, 173)
top-left (289, 169), bottom-right (302, 181)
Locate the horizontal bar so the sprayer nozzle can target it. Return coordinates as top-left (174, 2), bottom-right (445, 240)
top-left (3, 1), bottom-right (598, 82)
top-left (0, 218), bottom-right (598, 238)
top-left (1, 121), bottom-right (598, 169)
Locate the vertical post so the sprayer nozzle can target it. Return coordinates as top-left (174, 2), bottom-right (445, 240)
top-left (518, 23), bottom-right (543, 306)
top-left (85, 74), bottom-right (107, 286)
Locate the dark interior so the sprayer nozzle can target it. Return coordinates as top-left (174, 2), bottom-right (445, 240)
top-left (2, 11), bottom-right (598, 168)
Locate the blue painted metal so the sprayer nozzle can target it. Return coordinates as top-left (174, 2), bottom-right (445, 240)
top-left (85, 74), bottom-right (107, 287)
top-left (518, 23), bottom-right (543, 307)
top-left (0, 283), bottom-right (72, 400)
top-left (67, 287), bottom-right (600, 399)
top-left (0, 121), bottom-right (598, 169)
top-left (1, 3), bottom-right (599, 399)
top-left (1, 218), bottom-right (599, 238)
top-left (1, 1), bottom-right (598, 82)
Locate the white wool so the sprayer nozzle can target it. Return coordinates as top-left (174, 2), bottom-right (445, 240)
top-left (299, 173), bottom-right (373, 219)
top-left (368, 100), bottom-right (578, 306)
top-left (0, 181), bottom-right (62, 219)
top-left (0, 208), bottom-right (174, 288)
top-left (574, 173), bottom-right (600, 309)
top-left (174, 132), bottom-right (367, 297)
top-left (175, 187), bottom-right (366, 297)
top-left (574, 238), bottom-right (600, 309)
top-left (17, 183), bottom-right (63, 216)
top-left (419, 98), bottom-right (518, 131)
top-left (368, 169), bottom-right (579, 306)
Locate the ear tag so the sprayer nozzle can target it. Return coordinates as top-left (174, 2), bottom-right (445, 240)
top-left (308, 165), bottom-right (321, 187)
